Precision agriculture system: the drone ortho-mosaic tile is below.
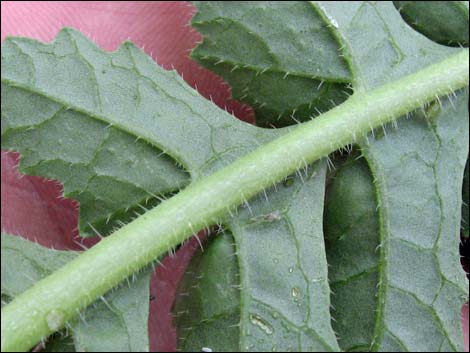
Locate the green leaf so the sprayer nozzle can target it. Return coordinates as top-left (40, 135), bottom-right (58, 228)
top-left (1, 234), bottom-right (76, 298)
top-left (369, 93), bottom-right (469, 352)
top-left (176, 162), bottom-right (340, 352)
top-left (2, 2), bottom-right (468, 351)
top-left (191, 1), bottom-right (352, 127)
top-left (0, 28), bottom-right (276, 236)
top-left (1, 234), bottom-right (151, 351)
top-left (192, 1), bottom-right (469, 351)
top-left (0, 30), bottom-right (193, 236)
top-left (1, 27), bottom-right (341, 351)
top-left (394, 1), bottom-right (469, 46)
top-left (313, 1), bottom-right (458, 88)
top-left (315, 2), bottom-right (469, 350)
top-left (325, 155), bottom-right (380, 352)
top-left (326, 95), bottom-right (469, 352)
top-left (228, 161), bottom-right (338, 352)
top-left (174, 232), bottom-right (240, 352)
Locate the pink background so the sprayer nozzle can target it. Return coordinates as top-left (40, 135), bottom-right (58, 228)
top-left (1, 2), bottom-right (468, 352)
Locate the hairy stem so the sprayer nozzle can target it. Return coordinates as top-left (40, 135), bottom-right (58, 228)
top-left (1, 50), bottom-right (468, 352)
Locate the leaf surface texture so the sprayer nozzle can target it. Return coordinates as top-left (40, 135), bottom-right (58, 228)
top-left (187, 1), bottom-right (470, 351)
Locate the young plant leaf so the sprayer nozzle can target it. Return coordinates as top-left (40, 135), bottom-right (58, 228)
top-left (1, 233), bottom-right (152, 351)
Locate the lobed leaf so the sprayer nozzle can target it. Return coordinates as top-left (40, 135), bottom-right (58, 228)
top-left (1, 26), bottom-right (338, 351)
top-left (1, 2), bottom-right (468, 351)
top-left (190, 1), bottom-right (469, 351)
top-left (0, 28), bottom-right (276, 236)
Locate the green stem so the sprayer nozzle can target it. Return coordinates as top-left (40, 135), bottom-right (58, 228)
top-left (1, 50), bottom-right (468, 352)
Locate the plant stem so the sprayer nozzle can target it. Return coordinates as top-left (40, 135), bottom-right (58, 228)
top-left (1, 50), bottom-right (468, 352)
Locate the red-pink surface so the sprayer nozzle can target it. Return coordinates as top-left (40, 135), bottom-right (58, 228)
top-left (1, 2), bottom-right (468, 352)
